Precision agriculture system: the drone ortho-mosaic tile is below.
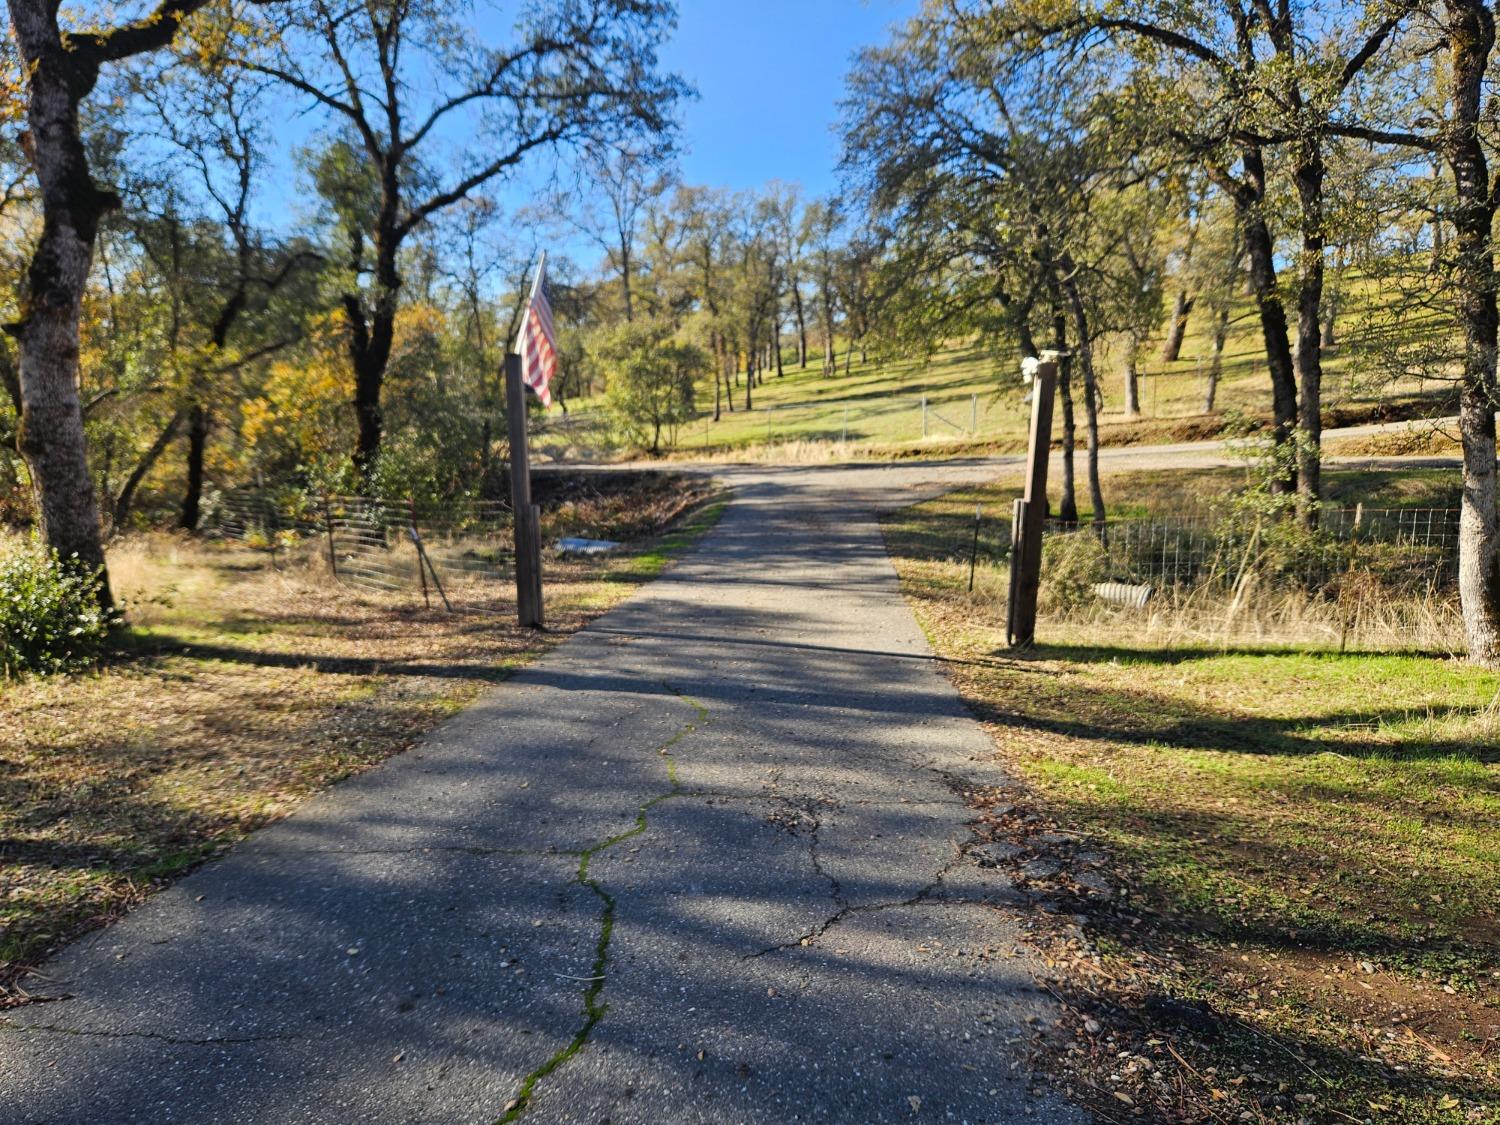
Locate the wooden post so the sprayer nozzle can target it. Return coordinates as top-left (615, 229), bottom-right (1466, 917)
top-left (410, 498), bottom-right (429, 609)
top-left (1007, 356), bottom-right (1059, 648)
top-left (322, 496), bottom-right (338, 580)
top-left (411, 527), bottom-right (453, 613)
top-left (1007, 497), bottom-right (1025, 628)
top-left (506, 352), bottom-right (544, 628)
top-left (967, 503), bottom-right (982, 593)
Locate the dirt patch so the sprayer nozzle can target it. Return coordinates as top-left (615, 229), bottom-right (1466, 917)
top-left (1213, 947), bottom-right (1500, 1073)
top-left (961, 780), bottom-right (1500, 1123)
top-left (1325, 428), bottom-right (1463, 459)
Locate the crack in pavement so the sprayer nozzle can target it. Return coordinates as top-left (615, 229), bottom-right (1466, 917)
top-left (271, 846), bottom-right (586, 859)
top-left (496, 685), bottom-right (709, 1123)
top-left (764, 795), bottom-right (847, 911)
top-left (0, 1020), bottom-right (311, 1047)
top-left (803, 810), bottom-right (847, 911)
top-left (743, 848), bottom-right (974, 960)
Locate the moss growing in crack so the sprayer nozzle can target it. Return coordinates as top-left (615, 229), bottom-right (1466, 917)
top-left (497, 688), bottom-right (708, 1122)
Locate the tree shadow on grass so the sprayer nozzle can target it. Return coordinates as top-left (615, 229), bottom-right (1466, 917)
top-left (966, 645), bottom-right (1500, 764)
top-left (105, 632), bottom-right (518, 683)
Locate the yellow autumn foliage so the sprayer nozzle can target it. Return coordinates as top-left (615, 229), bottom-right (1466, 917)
top-left (241, 313), bottom-right (348, 464)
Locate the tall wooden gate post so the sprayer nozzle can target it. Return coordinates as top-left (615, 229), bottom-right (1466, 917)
top-left (505, 352), bottom-right (544, 628)
top-left (1006, 354), bottom-right (1059, 648)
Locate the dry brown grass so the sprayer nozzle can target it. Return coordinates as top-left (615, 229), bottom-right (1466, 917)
top-left (1324, 425), bottom-right (1464, 459)
top-left (0, 476), bottom-right (721, 1001)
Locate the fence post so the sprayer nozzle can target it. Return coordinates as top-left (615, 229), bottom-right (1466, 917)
top-left (842, 405), bottom-right (849, 445)
top-left (968, 503), bottom-right (982, 593)
top-left (266, 491), bottom-right (280, 569)
top-left (411, 526), bottom-right (453, 612)
top-left (410, 498), bottom-right (430, 609)
top-left (506, 352), bottom-right (544, 628)
top-left (322, 495), bottom-right (338, 580)
top-left (1006, 355), bottom-right (1059, 648)
top-left (1340, 503), bottom-right (1364, 653)
top-left (921, 395), bottom-right (928, 439)
top-left (971, 393), bottom-right (978, 435)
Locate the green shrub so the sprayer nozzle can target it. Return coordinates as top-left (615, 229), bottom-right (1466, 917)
top-left (598, 320), bottom-right (705, 454)
top-left (0, 538), bottom-right (114, 677)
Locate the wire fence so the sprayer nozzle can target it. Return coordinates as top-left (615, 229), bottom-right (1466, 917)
top-left (210, 489), bottom-right (515, 611)
top-left (930, 504), bottom-right (1463, 650)
top-left (682, 392), bottom-right (1015, 451)
top-left (1041, 507), bottom-right (1460, 589)
top-left (531, 410), bottom-right (615, 463)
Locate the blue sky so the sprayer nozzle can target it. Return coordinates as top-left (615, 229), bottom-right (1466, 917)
top-left (660, 0), bottom-right (917, 195)
top-left (234, 1), bottom-right (918, 264)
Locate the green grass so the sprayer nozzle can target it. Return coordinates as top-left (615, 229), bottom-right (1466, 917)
top-left (583, 267), bottom-right (1459, 459)
top-left (883, 470), bottom-right (1499, 1123)
top-left (613, 495), bottom-right (727, 580)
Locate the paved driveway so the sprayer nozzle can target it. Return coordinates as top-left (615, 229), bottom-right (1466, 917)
top-left (2, 462), bottom-right (1082, 1125)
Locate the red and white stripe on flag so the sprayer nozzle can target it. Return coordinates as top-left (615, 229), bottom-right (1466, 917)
top-left (518, 255), bottom-right (557, 408)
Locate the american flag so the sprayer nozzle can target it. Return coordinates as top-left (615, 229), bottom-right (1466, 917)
top-left (517, 253), bottom-right (557, 408)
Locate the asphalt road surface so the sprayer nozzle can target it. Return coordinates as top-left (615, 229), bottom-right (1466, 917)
top-left (1, 462), bottom-right (1086, 1125)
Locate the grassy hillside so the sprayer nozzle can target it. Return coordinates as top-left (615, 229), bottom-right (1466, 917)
top-left (593, 270), bottom-right (1457, 459)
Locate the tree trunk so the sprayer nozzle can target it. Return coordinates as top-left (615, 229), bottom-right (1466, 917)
top-left (7, 7), bottom-right (114, 606)
top-left (1063, 269), bottom-right (1106, 525)
top-left (1446, 0), bottom-right (1500, 665)
top-left (1232, 148), bottom-right (1299, 495)
top-left (1205, 305), bottom-right (1229, 412)
top-left (348, 200), bottom-right (401, 483)
top-left (1053, 304), bottom-right (1077, 526)
top-left (180, 403), bottom-right (209, 530)
top-left (822, 283), bottom-right (836, 376)
top-left (619, 239), bottom-right (634, 322)
top-left (711, 331), bottom-right (722, 422)
top-left (1122, 330), bottom-right (1141, 417)
top-left (1016, 322), bottom-right (1039, 361)
top-left (1159, 290), bottom-right (1193, 362)
top-left (794, 286), bottom-right (808, 367)
top-left (1292, 142), bottom-right (1327, 516)
top-left (351, 333), bottom-right (387, 481)
top-left (113, 408), bottom-right (186, 533)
